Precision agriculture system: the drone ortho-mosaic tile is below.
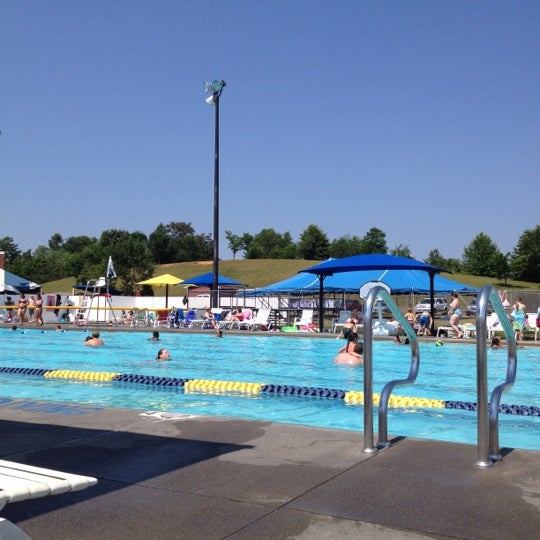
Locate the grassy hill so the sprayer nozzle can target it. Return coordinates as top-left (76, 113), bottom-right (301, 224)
top-left (41, 259), bottom-right (539, 295)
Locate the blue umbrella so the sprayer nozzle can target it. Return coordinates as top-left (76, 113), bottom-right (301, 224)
top-left (181, 272), bottom-right (245, 288)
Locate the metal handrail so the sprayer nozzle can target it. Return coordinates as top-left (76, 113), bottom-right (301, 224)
top-left (377, 289), bottom-right (420, 448)
top-left (475, 285), bottom-right (517, 467)
top-left (362, 286), bottom-right (420, 453)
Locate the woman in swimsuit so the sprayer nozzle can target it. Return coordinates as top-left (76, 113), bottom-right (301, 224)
top-left (34, 292), bottom-right (44, 326)
top-left (448, 291), bottom-right (463, 338)
top-left (17, 293), bottom-right (28, 326)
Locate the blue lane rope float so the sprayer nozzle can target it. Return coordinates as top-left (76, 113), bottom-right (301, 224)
top-left (0, 366), bottom-right (538, 417)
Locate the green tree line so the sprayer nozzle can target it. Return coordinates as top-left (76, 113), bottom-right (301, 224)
top-left (1, 223), bottom-right (539, 293)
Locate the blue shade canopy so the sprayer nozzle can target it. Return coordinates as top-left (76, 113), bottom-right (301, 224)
top-left (181, 272), bottom-right (245, 288)
top-left (243, 269), bottom-right (476, 296)
top-left (1, 269), bottom-right (40, 292)
top-left (300, 254), bottom-right (446, 276)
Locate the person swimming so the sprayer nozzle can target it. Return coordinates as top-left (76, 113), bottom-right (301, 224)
top-left (333, 342), bottom-right (363, 365)
top-left (84, 331), bottom-right (104, 346)
top-left (155, 348), bottom-right (170, 361)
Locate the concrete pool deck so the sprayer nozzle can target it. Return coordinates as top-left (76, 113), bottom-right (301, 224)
top-left (0, 400), bottom-right (539, 539)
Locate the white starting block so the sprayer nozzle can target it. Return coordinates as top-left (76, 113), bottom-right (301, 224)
top-left (0, 460), bottom-right (97, 539)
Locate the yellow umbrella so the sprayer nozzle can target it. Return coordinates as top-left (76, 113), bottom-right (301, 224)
top-left (136, 273), bottom-right (184, 308)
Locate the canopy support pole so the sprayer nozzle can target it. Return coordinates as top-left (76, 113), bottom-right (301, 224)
top-left (429, 271), bottom-right (435, 335)
top-left (318, 274), bottom-right (326, 333)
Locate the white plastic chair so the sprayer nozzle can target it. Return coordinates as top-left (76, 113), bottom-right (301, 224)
top-left (243, 308), bottom-right (272, 331)
top-left (293, 309), bottom-right (314, 331)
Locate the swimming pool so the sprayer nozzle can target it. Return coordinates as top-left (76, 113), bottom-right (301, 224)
top-left (1, 328), bottom-right (539, 451)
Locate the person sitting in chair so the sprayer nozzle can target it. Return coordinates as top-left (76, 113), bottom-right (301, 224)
top-left (204, 308), bottom-right (219, 329)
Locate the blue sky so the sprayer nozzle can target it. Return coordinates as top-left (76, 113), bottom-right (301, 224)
top-left (2, 1), bottom-right (539, 261)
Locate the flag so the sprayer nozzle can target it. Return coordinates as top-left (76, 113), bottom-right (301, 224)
top-left (107, 256), bottom-right (117, 279)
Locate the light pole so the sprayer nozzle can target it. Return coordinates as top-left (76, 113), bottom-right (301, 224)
top-left (205, 79), bottom-right (226, 309)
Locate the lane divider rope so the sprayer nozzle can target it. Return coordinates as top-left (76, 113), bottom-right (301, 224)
top-left (0, 366), bottom-right (537, 417)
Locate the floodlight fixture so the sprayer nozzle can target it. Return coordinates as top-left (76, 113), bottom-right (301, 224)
top-left (204, 79), bottom-right (226, 105)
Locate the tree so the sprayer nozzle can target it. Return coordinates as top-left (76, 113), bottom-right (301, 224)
top-left (462, 232), bottom-right (502, 277)
top-left (0, 237), bottom-right (21, 266)
top-left (360, 227), bottom-right (387, 254)
top-left (444, 258), bottom-right (463, 273)
top-left (47, 233), bottom-right (64, 250)
top-left (492, 252), bottom-right (511, 283)
top-left (297, 225), bottom-right (330, 260)
top-left (390, 244), bottom-right (412, 258)
top-left (114, 235), bottom-right (154, 294)
top-left (62, 235), bottom-right (98, 254)
top-left (510, 225), bottom-right (540, 282)
top-left (225, 231), bottom-right (244, 259)
top-left (424, 249), bottom-right (461, 272)
top-left (22, 245), bottom-right (67, 283)
top-left (329, 235), bottom-right (363, 257)
top-left (245, 228), bottom-right (296, 259)
top-left (425, 249), bottom-right (447, 269)
top-left (151, 222), bottom-right (213, 262)
top-left (148, 223), bottom-right (174, 264)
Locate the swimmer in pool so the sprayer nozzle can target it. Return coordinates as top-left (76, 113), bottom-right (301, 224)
top-left (156, 348), bottom-right (170, 361)
top-left (84, 331), bottom-right (104, 346)
top-left (490, 337), bottom-right (505, 349)
top-left (148, 330), bottom-right (160, 341)
top-left (338, 332), bottom-right (358, 354)
top-left (334, 342), bottom-right (363, 366)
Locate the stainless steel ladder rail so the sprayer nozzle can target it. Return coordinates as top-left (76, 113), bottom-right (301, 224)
top-left (475, 285), bottom-right (517, 467)
top-left (362, 285), bottom-right (420, 453)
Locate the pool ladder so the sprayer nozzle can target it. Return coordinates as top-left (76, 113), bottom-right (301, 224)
top-left (360, 285), bottom-right (517, 468)
top-left (475, 285), bottom-right (517, 467)
top-left (361, 286), bottom-right (420, 454)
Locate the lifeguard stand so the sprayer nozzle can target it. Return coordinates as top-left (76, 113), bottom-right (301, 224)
top-left (77, 277), bottom-right (117, 325)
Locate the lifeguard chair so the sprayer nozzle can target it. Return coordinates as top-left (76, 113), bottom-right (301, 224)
top-left (78, 277), bottom-right (118, 325)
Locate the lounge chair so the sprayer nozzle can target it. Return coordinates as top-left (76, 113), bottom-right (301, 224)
top-left (233, 309), bottom-right (253, 330)
top-left (486, 312), bottom-right (501, 338)
top-left (243, 308), bottom-right (272, 331)
top-left (151, 310), bottom-right (169, 327)
top-left (0, 459), bottom-right (97, 539)
top-left (183, 309), bottom-right (196, 328)
top-left (436, 323), bottom-right (476, 338)
top-left (525, 313), bottom-right (539, 340)
top-left (293, 309), bottom-right (314, 331)
top-left (131, 308), bottom-right (149, 327)
top-left (188, 309), bottom-right (208, 329)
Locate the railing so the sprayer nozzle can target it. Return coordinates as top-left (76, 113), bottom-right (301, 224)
top-left (362, 285), bottom-right (420, 453)
top-left (475, 285), bottom-right (517, 467)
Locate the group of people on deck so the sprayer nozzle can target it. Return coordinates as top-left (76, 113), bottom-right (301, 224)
top-left (5, 292), bottom-right (44, 327)
top-left (403, 291), bottom-right (463, 338)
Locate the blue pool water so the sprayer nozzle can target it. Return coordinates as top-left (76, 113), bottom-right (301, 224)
top-left (0, 328), bottom-right (539, 451)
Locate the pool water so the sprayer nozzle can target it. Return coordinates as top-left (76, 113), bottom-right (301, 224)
top-left (0, 328), bottom-right (538, 451)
